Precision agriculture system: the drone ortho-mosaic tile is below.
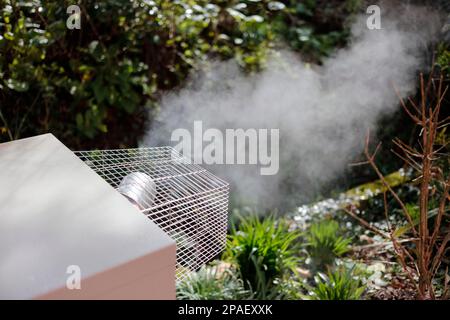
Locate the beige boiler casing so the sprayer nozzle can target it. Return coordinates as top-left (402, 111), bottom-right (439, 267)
top-left (0, 134), bottom-right (176, 299)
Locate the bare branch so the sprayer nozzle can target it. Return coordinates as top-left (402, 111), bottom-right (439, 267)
top-left (364, 135), bottom-right (419, 237)
top-left (342, 206), bottom-right (390, 239)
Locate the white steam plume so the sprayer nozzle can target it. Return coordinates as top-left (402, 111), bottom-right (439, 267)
top-left (143, 5), bottom-right (441, 209)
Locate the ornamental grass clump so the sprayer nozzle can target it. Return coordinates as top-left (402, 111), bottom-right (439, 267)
top-left (306, 220), bottom-right (351, 270)
top-left (226, 215), bottom-right (301, 299)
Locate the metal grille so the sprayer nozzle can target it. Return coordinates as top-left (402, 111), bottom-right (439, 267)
top-left (75, 147), bottom-right (229, 280)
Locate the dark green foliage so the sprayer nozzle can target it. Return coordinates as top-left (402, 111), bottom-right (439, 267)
top-left (0, 0), bottom-right (358, 149)
top-left (1, 1), bottom-right (160, 147)
top-left (437, 43), bottom-right (450, 77)
top-left (306, 220), bottom-right (351, 270)
top-left (274, 0), bottom-right (360, 60)
top-left (225, 214), bottom-right (300, 299)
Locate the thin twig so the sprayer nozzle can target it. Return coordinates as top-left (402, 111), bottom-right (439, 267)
top-left (342, 206), bottom-right (390, 239)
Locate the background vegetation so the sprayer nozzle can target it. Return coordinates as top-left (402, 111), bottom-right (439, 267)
top-left (0, 0), bottom-right (359, 149)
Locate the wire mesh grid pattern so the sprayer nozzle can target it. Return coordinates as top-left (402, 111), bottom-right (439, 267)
top-left (75, 147), bottom-right (229, 280)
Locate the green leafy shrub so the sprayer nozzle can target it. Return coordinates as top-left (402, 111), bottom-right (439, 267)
top-left (306, 220), bottom-right (351, 269)
top-left (307, 267), bottom-right (365, 300)
top-left (176, 264), bottom-right (249, 300)
top-left (273, 0), bottom-right (360, 61)
top-left (225, 214), bottom-right (300, 299)
top-left (0, 0), bottom-right (358, 148)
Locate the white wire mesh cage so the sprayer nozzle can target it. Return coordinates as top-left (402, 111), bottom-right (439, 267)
top-left (75, 147), bottom-right (229, 280)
